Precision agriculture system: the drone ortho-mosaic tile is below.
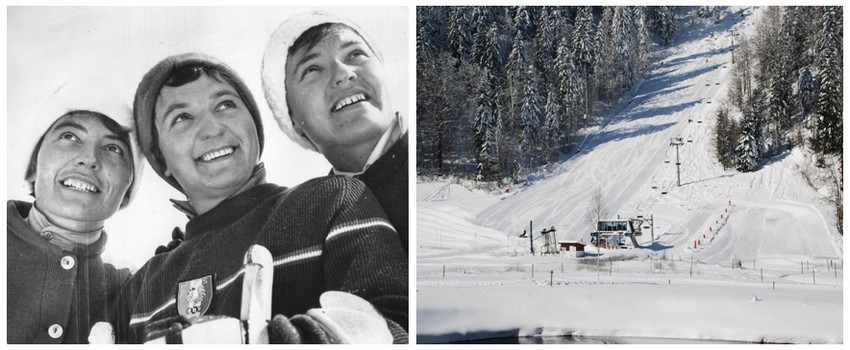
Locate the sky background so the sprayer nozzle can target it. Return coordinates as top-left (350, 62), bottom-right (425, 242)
top-left (5, 6), bottom-right (409, 269)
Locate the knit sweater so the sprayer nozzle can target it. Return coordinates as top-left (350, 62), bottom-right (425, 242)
top-left (6, 200), bottom-right (131, 343)
top-left (111, 176), bottom-right (408, 343)
top-left (355, 132), bottom-right (408, 254)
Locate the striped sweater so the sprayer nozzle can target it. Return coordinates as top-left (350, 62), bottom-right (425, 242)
top-left (111, 176), bottom-right (408, 343)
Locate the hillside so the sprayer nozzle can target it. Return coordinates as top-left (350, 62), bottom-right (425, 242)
top-left (417, 6), bottom-right (843, 344)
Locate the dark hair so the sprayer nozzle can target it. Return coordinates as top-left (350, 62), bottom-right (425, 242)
top-left (287, 22), bottom-right (374, 59)
top-left (26, 110), bottom-right (134, 199)
top-left (148, 64), bottom-right (248, 178)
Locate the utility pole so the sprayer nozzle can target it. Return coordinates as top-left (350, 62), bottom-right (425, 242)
top-left (651, 214), bottom-right (655, 242)
top-left (670, 137), bottom-right (685, 186)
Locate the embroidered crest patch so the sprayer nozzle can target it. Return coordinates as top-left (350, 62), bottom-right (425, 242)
top-left (177, 275), bottom-right (214, 320)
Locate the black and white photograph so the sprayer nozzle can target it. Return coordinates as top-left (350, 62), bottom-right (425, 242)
top-left (6, 5), bottom-right (408, 344)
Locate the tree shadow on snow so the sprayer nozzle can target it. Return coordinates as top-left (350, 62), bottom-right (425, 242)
top-left (625, 100), bottom-right (700, 122)
top-left (759, 147), bottom-right (794, 168)
top-left (681, 173), bottom-right (735, 186)
top-left (628, 84), bottom-right (690, 108)
top-left (578, 122), bottom-right (677, 155)
top-left (643, 64), bottom-right (722, 97)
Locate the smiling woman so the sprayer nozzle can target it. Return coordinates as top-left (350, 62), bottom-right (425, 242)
top-left (8, 107), bottom-right (141, 343)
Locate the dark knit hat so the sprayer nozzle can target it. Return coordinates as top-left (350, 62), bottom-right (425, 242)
top-left (133, 52), bottom-right (264, 193)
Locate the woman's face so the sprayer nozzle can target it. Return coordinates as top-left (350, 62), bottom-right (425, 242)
top-left (32, 113), bottom-right (133, 229)
top-left (284, 25), bottom-right (394, 154)
top-left (154, 73), bottom-right (259, 204)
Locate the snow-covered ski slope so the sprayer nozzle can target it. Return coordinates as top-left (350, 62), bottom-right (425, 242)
top-left (417, 7), bottom-right (843, 344)
top-left (473, 6), bottom-right (841, 266)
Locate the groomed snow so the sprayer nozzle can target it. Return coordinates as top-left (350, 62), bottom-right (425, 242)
top-left (417, 7), bottom-right (843, 344)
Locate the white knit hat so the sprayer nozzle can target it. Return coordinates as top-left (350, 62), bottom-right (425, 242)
top-left (27, 72), bottom-right (143, 209)
top-left (261, 11), bottom-right (383, 152)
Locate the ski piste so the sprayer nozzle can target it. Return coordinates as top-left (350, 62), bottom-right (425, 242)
top-left (418, 6), bottom-right (842, 344)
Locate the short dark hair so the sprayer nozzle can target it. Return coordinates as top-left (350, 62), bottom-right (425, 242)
top-left (149, 64), bottom-right (248, 178)
top-left (26, 110), bottom-right (134, 199)
top-left (287, 22), bottom-right (374, 59)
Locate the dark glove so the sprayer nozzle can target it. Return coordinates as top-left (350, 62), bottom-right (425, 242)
top-left (154, 227), bottom-right (184, 255)
top-left (142, 315), bottom-right (191, 343)
top-left (268, 314), bottom-right (331, 344)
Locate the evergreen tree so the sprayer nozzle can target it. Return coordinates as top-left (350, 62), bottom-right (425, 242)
top-left (736, 107), bottom-right (761, 172)
top-left (572, 6), bottom-right (595, 121)
top-left (798, 67), bottom-right (815, 120)
top-left (474, 69), bottom-right (499, 180)
top-left (714, 104), bottom-right (737, 169)
top-left (655, 6), bottom-right (677, 46)
top-left (448, 7), bottom-right (473, 62)
top-left (634, 6), bottom-right (652, 76)
top-left (813, 6), bottom-right (842, 157)
top-left (555, 36), bottom-right (579, 138)
top-left (541, 86), bottom-right (564, 163)
top-left (506, 18), bottom-right (530, 129)
top-left (519, 64), bottom-right (543, 165)
top-left (594, 7), bottom-right (615, 102)
top-left (532, 7), bottom-right (556, 91)
top-left (483, 22), bottom-right (503, 77)
top-left (612, 6), bottom-right (637, 91)
top-left (472, 7), bottom-right (489, 67)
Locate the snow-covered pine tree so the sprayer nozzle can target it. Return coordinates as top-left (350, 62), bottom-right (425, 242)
top-left (654, 6), bottom-right (677, 46)
top-left (417, 7), bottom-right (446, 58)
top-left (541, 86), bottom-right (564, 163)
top-left (519, 64), bottom-right (543, 166)
top-left (634, 6), bottom-right (652, 76)
top-left (483, 22), bottom-right (503, 78)
top-left (714, 104), bottom-right (737, 169)
top-left (448, 7), bottom-right (473, 63)
top-left (555, 36), bottom-right (578, 138)
top-left (813, 6), bottom-right (842, 157)
top-left (612, 6), bottom-right (637, 92)
top-left (572, 6), bottom-right (595, 122)
top-left (532, 7), bottom-right (556, 93)
top-left (506, 15), bottom-right (531, 134)
top-left (472, 7), bottom-right (489, 68)
top-left (736, 107), bottom-right (761, 172)
top-left (797, 67), bottom-right (815, 123)
top-left (474, 68), bottom-right (498, 180)
top-left (594, 7), bottom-right (615, 102)
top-left (783, 7), bottom-right (806, 75)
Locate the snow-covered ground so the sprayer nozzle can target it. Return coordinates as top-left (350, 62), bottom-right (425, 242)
top-left (417, 7), bottom-right (843, 344)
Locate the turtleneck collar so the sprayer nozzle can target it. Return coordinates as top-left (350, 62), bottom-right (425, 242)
top-left (333, 112), bottom-right (405, 177)
top-left (170, 162), bottom-right (268, 219)
top-left (26, 202), bottom-right (103, 251)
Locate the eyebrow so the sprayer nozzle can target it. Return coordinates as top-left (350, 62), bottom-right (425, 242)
top-left (103, 134), bottom-right (130, 148)
top-left (212, 89), bottom-right (240, 101)
top-left (159, 89), bottom-right (241, 124)
top-left (160, 102), bottom-right (188, 124)
top-left (53, 120), bottom-right (87, 133)
top-left (293, 40), bottom-right (365, 78)
top-left (293, 52), bottom-right (321, 77)
top-left (55, 120), bottom-right (129, 147)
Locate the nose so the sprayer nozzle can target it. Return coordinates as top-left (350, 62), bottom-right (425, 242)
top-left (198, 113), bottom-right (225, 140)
top-left (332, 60), bottom-right (357, 87)
top-left (76, 143), bottom-right (100, 170)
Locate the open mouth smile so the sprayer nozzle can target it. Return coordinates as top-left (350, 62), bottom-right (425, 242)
top-left (61, 178), bottom-right (100, 193)
top-left (332, 93), bottom-right (369, 112)
top-left (198, 146), bottom-right (236, 162)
